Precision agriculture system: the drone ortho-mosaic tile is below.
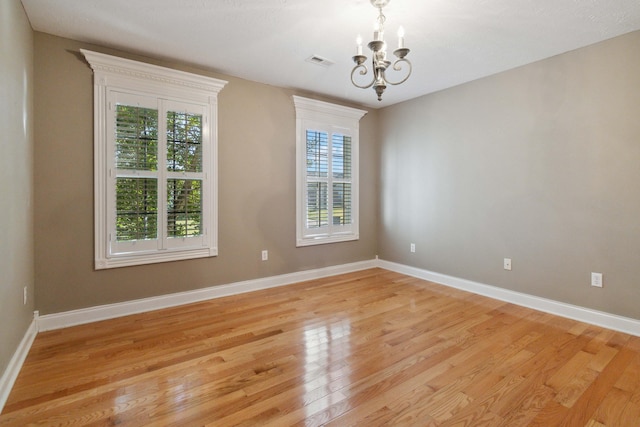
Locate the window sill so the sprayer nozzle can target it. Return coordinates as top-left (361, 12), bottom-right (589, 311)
top-left (96, 247), bottom-right (217, 270)
top-left (296, 233), bottom-right (359, 247)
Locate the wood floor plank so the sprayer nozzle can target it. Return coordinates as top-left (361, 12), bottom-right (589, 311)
top-left (495, 377), bottom-right (556, 427)
top-left (590, 387), bottom-right (632, 426)
top-left (558, 347), bottom-right (635, 426)
top-left (619, 399), bottom-right (640, 426)
top-left (1, 268), bottom-right (640, 426)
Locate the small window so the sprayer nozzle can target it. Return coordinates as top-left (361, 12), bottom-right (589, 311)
top-left (293, 96), bottom-right (366, 246)
top-left (82, 50), bottom-right (227, 269)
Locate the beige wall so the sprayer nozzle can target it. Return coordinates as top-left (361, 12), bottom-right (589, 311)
top-left (0, 0), bottom-right (34, 373)
top-left (33, 33), bottom-right (378, 315)
top-left (25, 22), bottom-right (640, 323)
top-left (378, 31), bottom-right (640, 319)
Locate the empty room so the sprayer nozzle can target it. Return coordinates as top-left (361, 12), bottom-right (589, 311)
top-left (2, 0), bottom-right (640, 425)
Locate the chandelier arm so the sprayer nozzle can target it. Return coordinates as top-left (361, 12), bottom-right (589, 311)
top-left (350, 64), bottom-right (376, 89)
top-left (384, 58), bottom-right (412, 86)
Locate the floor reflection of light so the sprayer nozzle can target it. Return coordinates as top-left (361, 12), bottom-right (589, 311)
top-left (110, 377), bottom-right (193, 421)
top-left (302, 319), bottom-right (352, 417)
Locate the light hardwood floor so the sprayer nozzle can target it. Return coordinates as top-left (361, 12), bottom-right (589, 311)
top-left (1, 268), bottom-right (640, 426)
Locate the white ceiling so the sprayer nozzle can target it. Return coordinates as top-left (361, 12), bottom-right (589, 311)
top-left (21, 0), bottom-right (640, 109)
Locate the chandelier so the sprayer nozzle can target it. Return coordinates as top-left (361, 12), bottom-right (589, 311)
top-left (351, 0), bottom-right (412, 101)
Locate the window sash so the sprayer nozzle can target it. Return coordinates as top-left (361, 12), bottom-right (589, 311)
top-left (107, 93), bottom-right (209, 257)
top-left (294, 96), bottom-right (365, 247)
top-left (304, 129), bottom-right (354, 235)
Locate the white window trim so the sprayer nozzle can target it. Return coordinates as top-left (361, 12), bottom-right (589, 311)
top-left (293, 96), bottom-right (367, 247)
top-left (82, 49), bottom-right (227, 269)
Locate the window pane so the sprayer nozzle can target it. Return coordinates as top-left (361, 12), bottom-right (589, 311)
top-left (166, 111), bottom-right (203, 172)
top-left (167, 179), bottom-right (202, 237)
top-left (306, 130), bottom-right (328, 178)
top-left (332, 183), bottom-right (352, 225)
top-left (116, 178), bottom-right (158, 241)
top-left (332, 134), bottom-right (351, 179)
top-left (115, 105), bottom-right (158, 170)
top-left (306, 182), bottom-right (328, 228)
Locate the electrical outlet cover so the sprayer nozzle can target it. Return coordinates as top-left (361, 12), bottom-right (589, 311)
top-left (591, 272), bottom-right (603, 288)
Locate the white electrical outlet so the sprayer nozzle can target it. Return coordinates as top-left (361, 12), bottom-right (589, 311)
top-left (23, 286), bottom-right (27, 305)
top-left (410, 243), bottom-right (416, 253)
top-left (504, 258), bottom-right (512, 271)
top-left (591, 272), bottom-right (603, 288)
top-left (261, 250), bottom-right (268, 261)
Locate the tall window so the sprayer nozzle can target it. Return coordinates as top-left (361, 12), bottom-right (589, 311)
top-left (82, 50), bottom-right (227, 269)
top-left (293, 96), bottom-right (366, 246)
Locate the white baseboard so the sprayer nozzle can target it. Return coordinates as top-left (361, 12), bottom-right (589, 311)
top-left (378, 259), bottom-right (640, 337)
top-left (0, 313), bottom-right (38, 414)
top-left (37, 259), bottom-right (377, 332)
top-left (32, 257), bottom-right (640, 335)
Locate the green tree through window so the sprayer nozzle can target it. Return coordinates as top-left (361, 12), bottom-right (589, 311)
top-left (115, 105), bottom-right (159, 241)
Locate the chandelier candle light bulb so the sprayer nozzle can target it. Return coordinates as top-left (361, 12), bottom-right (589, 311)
top-left (350, 0), bottom-right (412, 101)
top-left (373, 23), bottom-right (382, 41)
